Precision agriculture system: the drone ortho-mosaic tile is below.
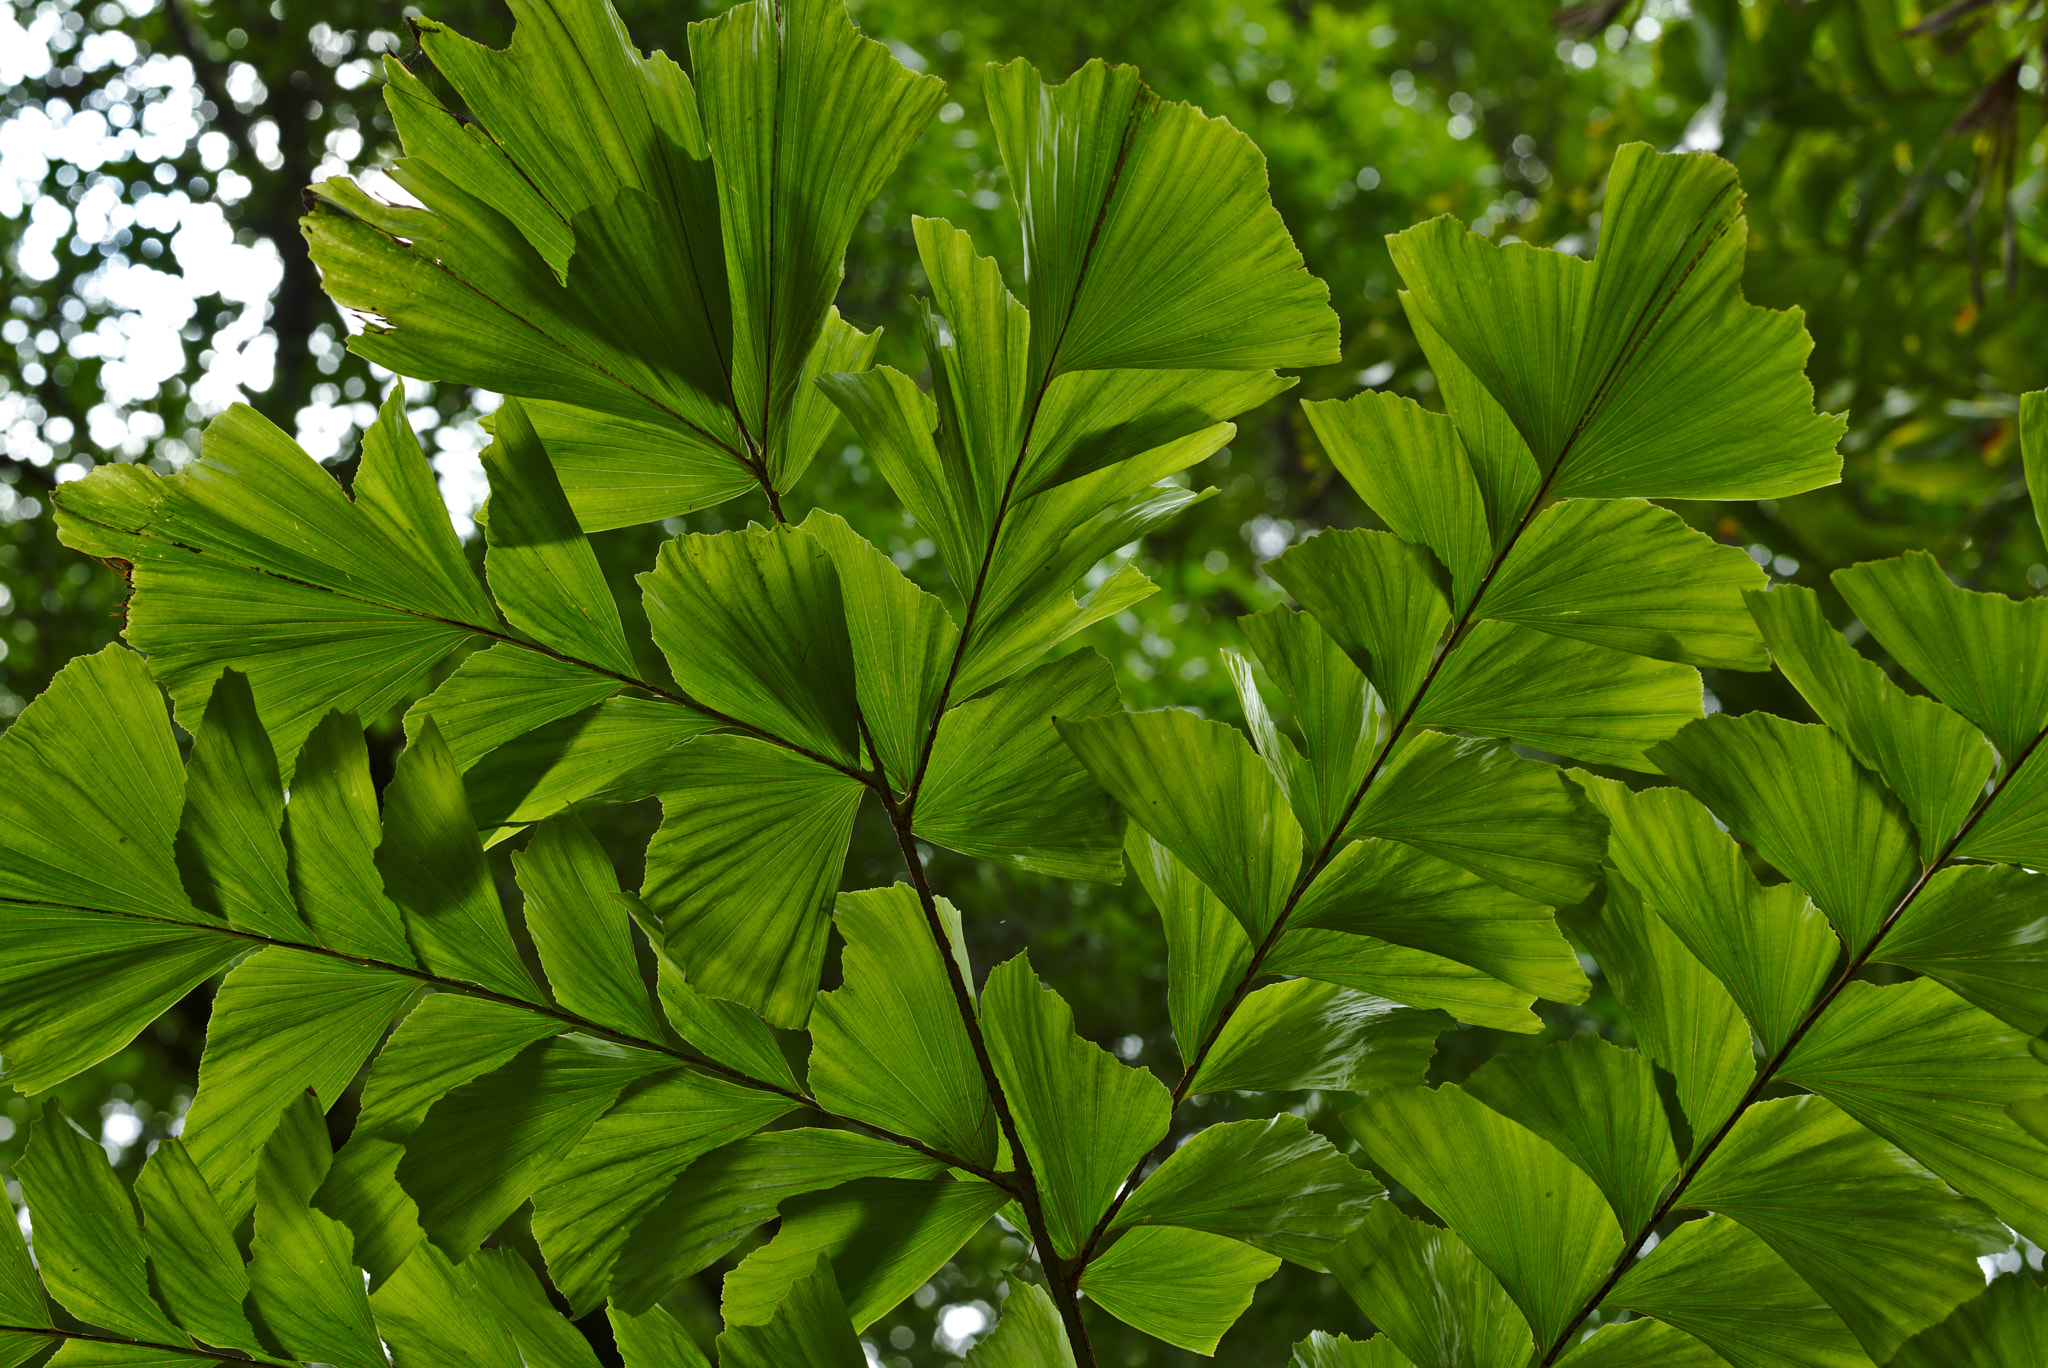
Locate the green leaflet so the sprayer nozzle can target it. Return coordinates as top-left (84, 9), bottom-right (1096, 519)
top-left (284, 710), bottom-right (420, 966)
top-left (0, 644), bottom-right (190, 921)
top-left (398, 1034), bottom-right (670, 1258)
top-left (810, 885), bottom-right (997, 1167)
top-left (1475, 499), bottom-right (1768, 670)
top-left (1779, 977), bottom-right (2048, 1247)
top-left (1109, 1114), bottom-right (1382, 1268)
top-left (1684, 1092), bottom-right (2003, 1361)
top-left (1555, 872), bottom-right (1753, 1145)
top-left (720, 1177), bottom-right (1009, 1330)
top-left (1650, 712), bottom-right (1919, 950)
top-left (524, 401), bottom-right (752, 534)
top-left (639, 734), bottom-right (867, 1028)
top-left (1606, 1215), bottom-right (1871, 1368)
top-left (1555, 1317), bottom-right (1722, 1367)
top-left (1889, 1273), bottom-right (2048, 1368)
top-left (691, 0), bottom-right (942, 470)
top-left (370, 1240), bottom-right (523, 1368)
top-left (1576, 774), bottom-right (1836, 1055)
top-left (1294, 838), bottom-right (1588, 1001)
top-left (965, 1284), bottom-right (1075, 1368)
top-left (1346, 730), bottom-right (1604, 907)
top-left (376, 720), bottom-right (542, 1002)
top-left (1021, 365), bottom-right (1292, 505)
top-left (532, 1068), bottom-right (795, 1317)
top-left (608, 1130), bottom-right (947, 1313)
top-left (913, 214), bottom-right (1025, 551)
top-left (247, 1094), bottom-right (386, 1368)
top-left (1263, 927), bottom-right (1543, 1034)
top-left (479, 399), bottom-right (635, 674)
top-left (15, 1100), bottom-right (185, 1344)
top-left (652, 949), bottom-right (802, 1092)
top-left (1414, 620), bottom-right (1702, 771)
top-left (980, 954), bottom-right (1172, 1257)
top-left (610, 1302), bottom-right (714, 1368)
top-left (802, 509), bottom-right (957, 790)
top-left (1872, 863), bottom-right (2048, 1036)
top-left (1265, 528), bottom-right (1449, 718)
top-left (0, 1170), bottom-right (49, 1330)
top-left (465, 695), bottom-right (716, 844)
top-left (1078, 1226), bottom-right (1279, 1356)
top-left (1388, 143), bottom-right (1842, 500)
top-left (817, 366), bottom-right (978, 593)
top-left (1955, 743), bottom-right (2048, 867)
top-left (133, 1141), bottom-right (258, 1355)
top-left (715, 1255), bottom-right (867, 1368)
top-left (1127, 827), bottom-right (1254, 1061)
top-left (1833, 549), bottom-right (2048, 763)
top-left (402, 643), bottom-right (621, 774)
top-left (1234, 605), bottom-right (1381, 850)
top-left (1058, 706), bottom-right (1299, 938)
top-left (640, 524), bottom-right (861, 766)
top-left (179, 948), bottom-right (420, 1226)
top-left (1748, 585), bottom-right (1993, 861)
top-left (983, 57), bottom-right (1339, 382)
top-left (467, 1247), bottom-right (604, 1368)
top-left (1408, 311), bottom-right (1540, 554)
top-left (1464, 1036), bottom-right (1678, 1237)
top-left (1188, 979), bottom-right (1443, 1096)
top-left (1302, 391), bottom-right (1491, 610)
top-left (0, 905), bottom-right (240, 1098)
top-left (315, 995), bottom-right (559, 1285)
top-left (513, 816), bottom-right (667, 1040)
top-left (919, 649), bottom-right (1126, 883)
top-left (1324, 1204), bottom-right (1534, 1368)
top-left (1290, 1332), bottom-right (1415, 1368)
top-left (1342, 1084), bottom-right (1624, 1349)
top-left (173, 668), bottom-right (302, 940)
top-left (51, 395), bottom-right (494, 770)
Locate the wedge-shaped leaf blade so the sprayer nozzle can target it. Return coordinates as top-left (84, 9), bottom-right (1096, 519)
top-left (1779, 977), bottom-right (2048, 1246)
top-left (1556, 1315), bottom-right (1723, 1367)
top-left (1189, 979), bottom-right (1442, 1096)
top-left (134, 1141), bottom-right (258, 1355)
top-left (653, 951), bottom-right (802, 1092)
top-left (610, 1302), bottom-right (713, 1368)
top-left (52, 395), bottom-right (494, 767)
top-left (1324, 1204), bottom-right (1534, 1368)
top-left (468, 1246), bottom-right (605, 1368)
top-left (984, 57), bottom-right (1339, 381)
top-left (1127, 828), bottom-right (1254, 1061)
top-left (399, 1034), bottom-right (670, 1257)
top-left (981, 954), bottom-right (1172, 1257)
top-left (811, 885), bottom-right (996, 1167)
top-left (1872, 863), bottom-right (2048, 1036)
top-left (247, 1094), bottom-right (386, 1368)
top-left (1266, 528), bottom-right (1449, 718)
top-left (609, 1130), bottom-right (945, 1314)
top-left (369, 1240), bottom-right (523, 1368)
top-left (1110, 1115), bottom-right (1382, 1268)
top-left (403, 643), bottom-right (622, 774)
top-left (720, 1177), bottom-right (1009, 1331)
top-left (1059, 707), bottom-right (1300, 938)
top-left (377, 720), bottom-right (542, 1001)
top-left (641, 524), bottom-right (861, 766)
top-left (1389, 143), bottom-right (1842, 500)
top-left (533, 1068), bottom-right (795, 1317)
top-left (1686, 1093), bottom-right (2004, 1361)
top-left (1290, 1332), bottom-right (1419, 1368)
top-left (1295, 837), bottom-right (1588, 1001)
top-left (480, 399), bottom-right (635, 674)
top-left (1650, 712), bottom-right (1918, 950)
top-left (716, 1255), bottom-right (867, 1368)
top-left (1476, 499), bottom-right (1767, 670)
top-left (513, 815), bottom-right (667, 1039)
top-left (1341, 1084), bottom-right (1624, 1349)
top-left (464, 695), bottom-right (717, 844)
top-left (920, 649), bottom-right (1125, 882)
top-left (1079, 1226), bottom-right (1279, 1356)
top-left (285, 710), bottom-right (420, 965)
top-left (1265, 927), bottom-right (1543, 1034)
top-left (1607, 1214), bottom-right (1871, 1368)
top-left (1889, 1272), bottom-right (2048, 1368)
top-left (641, 734), bottom-right (866, 1027)
top-left (1749, 584), bottom-right (1993, 861)
top-left (1465, 1036), bottom-right (1677, 1237)
top-left (1347, 731), bottom-right (1605, 906)
top-left (1834, 549), bottom-right (2048, 763)
top-left (173, 668), bottom-right (302, 940)
top-left (1577, 774), bottom-right (1836, 1054)
top-left (1234, 605), bottom-right (1381, 849)
top-left (964, 1284), bottom-right (1075, 1368)
top-left (1415, 620), bottom-right (1702, 771)
top-left (17, 1100), bottom-right (186, 1345)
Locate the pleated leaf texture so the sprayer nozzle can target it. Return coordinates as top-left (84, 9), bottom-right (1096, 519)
top-left (6, 0), bottom-right (2043, 1359)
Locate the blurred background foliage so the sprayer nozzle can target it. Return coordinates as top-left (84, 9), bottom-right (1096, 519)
top-left (0, 0), bottom-right (2042, 1362)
